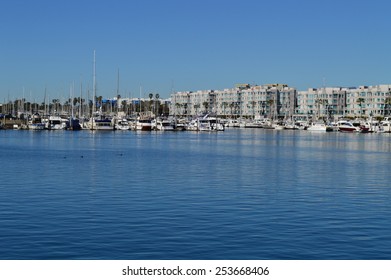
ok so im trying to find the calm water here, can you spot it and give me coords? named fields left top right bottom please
left=0, top=129, right=390, bottom=260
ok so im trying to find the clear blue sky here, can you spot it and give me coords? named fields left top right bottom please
left=1, top=0, right=390, bottom=101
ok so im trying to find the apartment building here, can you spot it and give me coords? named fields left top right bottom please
left=170, top=84, right=391, bottom=119
left=345, top=85, right=391, bottom=116
left=170, top=84, right=297, bottom=119
left=296, top=87, right=348, bottom=118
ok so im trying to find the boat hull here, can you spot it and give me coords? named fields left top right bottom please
left=338, top=127, right=358, bottom=132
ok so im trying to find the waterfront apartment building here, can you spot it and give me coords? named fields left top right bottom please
left=170, top=84, right=297, bottom=119
left=296, top=87, right=349, bottom=118
left=346, top=85, right=391, bottom=116
left=297, top=84, right=391, bottom=118
left=170, top=84, right=391, bottom=119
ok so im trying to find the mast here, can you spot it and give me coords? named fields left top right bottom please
left=139, top=85, right=142, bottom=114
left=43, top=87, right=47, bottom=116
left=79, top=79, right=82, bottom=119
left=22, top=87, right=25, bottom=115
left=92, top=50, right=96, bottom=130
left=71, top=82, right=74, bottom=118
left=117, top=68, right=120, bottom=97
left=117, top=68, right=120, bottom=115
left=70, top=82, right=74, bottom=129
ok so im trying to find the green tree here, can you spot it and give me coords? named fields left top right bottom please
left=121, top=100, right=127, bottom=114
left=155, top=94, right=160, bottom=115
left=267, top=99, right=274, bottom=119
left=250, top=101, right=256, bottom=118
left=229, top=102, right=235, bottom=117
left=51, top=99, right=60, bottom=114
left=96, top=96, right=103, bottom=113
left=194, top=104, right=200, bottom=116
left=384, top=96, right=391, bottom=116
left=148, top=93, right=153, bottom=111
left=175, top=103, right=182, bottom=116
left=202, top=101, right=209, bottom=113
left=221, top=102, right=228, bottom=117
left=357, top=97, right=365, bottom=117
left=315, top=98, right=328, bottom=119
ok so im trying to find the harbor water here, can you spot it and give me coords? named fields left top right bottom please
left=0, top=129, right=390, bottom=259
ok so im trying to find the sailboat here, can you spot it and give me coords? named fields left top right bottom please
left=86, top=50, right=114, bottom=131
left=68, top=82, right=82, bottom=130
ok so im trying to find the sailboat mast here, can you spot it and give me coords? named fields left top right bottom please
left=117, top=68, right=120, bottom=97
left=70, top=82, right=74, bottom=129
left=79, top=80, right=82, bottom=118
left=117, top=68, right=120, bottom=114
left=139, top=85, right=142, bottom=114
left=92, top=50, right=96, bottom=130
left=93, top=50, right=96, bottom=114
left=43, top=87, right=47, bottom=115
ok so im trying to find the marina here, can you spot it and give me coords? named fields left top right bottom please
left=1, top=114, right=391, bottom=133
left=0, top=128, right=390, bottom=260
left=2, top=1, right=391, bottom=273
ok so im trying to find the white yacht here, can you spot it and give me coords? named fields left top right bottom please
left=155, top=119, right=174, bottom=131
left=273, top=122, right=285, bottom=130
left=115, top=119, right=130, bottom=130
left=379, top=118, right=391, bottom=133
left=85, top=117, right=114, bottom=131
left=28, top=114, right=45, bottom=130
left=245, top=119, right=263, bottom=128
left=224, top=119, right=241, bottom=128
left=307, top=122, right=332, bottom=132
left=135, top=118, right=153, bottom=131
left=337, top=121, right=360, bottom=132
left=46, top=115, right=67, bottom=130
left=29, top=122, right=45, bottom=130
left=187, top=115, right=224, bottom=131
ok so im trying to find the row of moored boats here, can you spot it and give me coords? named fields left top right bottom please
left=8, top=114, right=225, bottom=132
left=5, top=114, right=391, bottom=133
left=223, top=117, right=391, bottom=133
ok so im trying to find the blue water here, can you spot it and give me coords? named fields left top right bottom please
left=0, top=129, right=390, bottom=260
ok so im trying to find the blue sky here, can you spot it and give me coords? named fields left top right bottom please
left=1, top=0, right=390, bottom=101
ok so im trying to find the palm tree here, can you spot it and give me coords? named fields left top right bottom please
left=79, top=98, right=85, bottom=117
left=250, top=101, right=256, bottom=118
left=221, top=102, right=228, bottom=117
left=148, top=93, right=153, bottom=112
left=356, top=97, right=365, bottom=117
left=121, top=100, right=127, bottom=114
left=64, top=101, right=70, bottom=114
left=229, top=102, right=235, bottom=117
left=96, top=96, right=103, bottom=113
left=155, top=94, right=160, bottom=116
left=267, top=99, right=274, bottom=119
left=116, top=94, right=121, bottom=113
left=384, top=96, right=391, bottom=116
left=260, top=101, right=266, bottom=116
left=24, top=101, right=31, bottom=113
left=202, top=101, right=209, bottom=113
left=182, top=103, right=188, bottom=116
left=194, top=104, right=200, bottom=116
left=52, top=99, right=60, bottom=114
left=322, top=99, right=330, bottom=120
left=175, top=103, right=182, bottom=116
left=315, top=98, right=327, bottom=119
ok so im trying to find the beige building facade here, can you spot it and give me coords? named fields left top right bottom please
left=170, top=84, right=391, bottom=119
